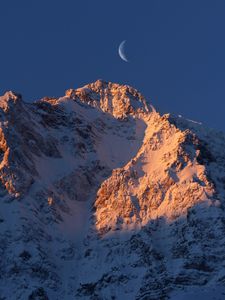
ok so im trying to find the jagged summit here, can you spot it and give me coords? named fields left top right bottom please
left=0, top=91, right=22, bottom=112
left=0, top=81, right=225, bottom=299
left=65, top=79, right=152, bottom=118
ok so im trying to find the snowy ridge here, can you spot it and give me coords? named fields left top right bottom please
left=0, top=80, right=225, bottom=299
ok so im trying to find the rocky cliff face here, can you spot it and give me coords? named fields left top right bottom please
left=0, top=80, right=225, bottom=300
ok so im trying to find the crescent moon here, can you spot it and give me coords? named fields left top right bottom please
left=118, top=40, right=129, bottom=62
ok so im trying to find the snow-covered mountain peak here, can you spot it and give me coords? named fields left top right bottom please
left=1, top=82, right=225, bottom=299
left=65, top=79, right=151, bottom=118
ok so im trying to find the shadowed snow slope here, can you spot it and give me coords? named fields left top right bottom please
left=0, top=80, right=225, bottom=300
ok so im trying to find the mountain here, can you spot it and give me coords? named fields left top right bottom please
left=0, top=80, right=225, bottom=300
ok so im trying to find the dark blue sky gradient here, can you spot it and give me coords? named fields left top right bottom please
left=1, top=0, right=225, bottom=130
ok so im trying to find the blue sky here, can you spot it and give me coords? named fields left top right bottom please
left=1, top=0, right=225, bottom=130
